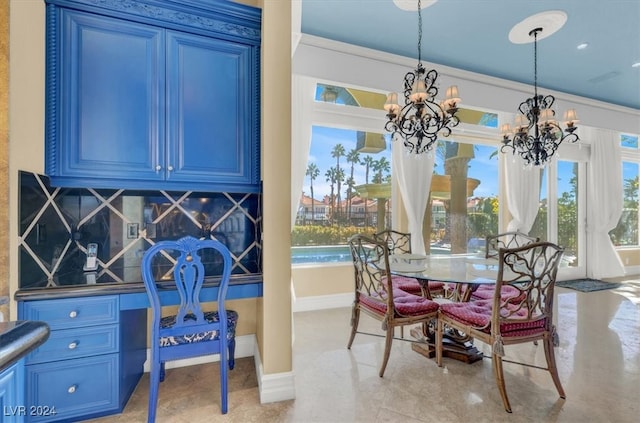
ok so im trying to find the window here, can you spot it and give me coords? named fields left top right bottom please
left=293, top=81, right=502, bottom=264
left=431, top=140, right=499, bottom=254
left=292, top=125, right=392, bottom=263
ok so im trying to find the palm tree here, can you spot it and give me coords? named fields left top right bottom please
left=331, top=144, right=346, bottom=217
left=360, top=155, right=376, bottom=227
left=372, top=157, right=390, bottom=184
left=361, top=155, right=375, bottom=184
left=345, top=176, right=356, bottom=223
left=345, top=149, right=360, bottom=222
left=335, top=167, right=345, bottom=222
left=306, top=162, right=319, bottom=223
left=325, top=167, right=338, bottom=224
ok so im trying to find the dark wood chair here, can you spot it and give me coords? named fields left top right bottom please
left=141, top=236, right=238, bottom=421
left=347, top=234, right=439, bottom=377
left=436, top=241, right=566, bottom=412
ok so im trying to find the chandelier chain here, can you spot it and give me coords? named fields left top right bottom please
left=533, top=29, right=538, bottom=98
left=417, top=0, right=422, bottom=64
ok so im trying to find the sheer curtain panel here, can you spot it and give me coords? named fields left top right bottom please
left=586, top=127, right=625, bottom=279
left=392, top=141, right=435, bottom=255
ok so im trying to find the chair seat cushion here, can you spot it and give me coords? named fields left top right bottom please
left=471, top=285, right=524, bottom=303
left=439, top=300, right=545, bottom=336
left=392, top=275, right=445, bottom=295
left=359, top=288, right=439, bottom=317
left=159, top=310, right=238, bottom=347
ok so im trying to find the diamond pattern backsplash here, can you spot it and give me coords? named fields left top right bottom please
left=19, top=171, right=262, bottom=288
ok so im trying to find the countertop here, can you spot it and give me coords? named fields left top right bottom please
left=0, top=320, right=50, bottom=372
left=15, top=272, right=263, bottom=301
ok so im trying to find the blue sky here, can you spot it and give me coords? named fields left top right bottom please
left=303, top=127, right=638, bottom=202
left=305, top=126, right=500, bottom=200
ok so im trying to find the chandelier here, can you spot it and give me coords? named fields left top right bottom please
left=383, top=0, right=461, bottom=154
left=500, top=27, right=579, bottom=167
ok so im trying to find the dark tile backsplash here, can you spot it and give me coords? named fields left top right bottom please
left=19, top=171, right=262, bottom=289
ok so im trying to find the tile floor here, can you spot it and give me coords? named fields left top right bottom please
left=91, top=276, right=640, bottom=422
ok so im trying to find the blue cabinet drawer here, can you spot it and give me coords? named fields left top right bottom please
left=25, top=354, right=119, bottom=422
left=25, top=324, right=119, bottom=365
left=21, top=296, right=118, bottom=330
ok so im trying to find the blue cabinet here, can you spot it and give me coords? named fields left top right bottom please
left=18, top=296, right=146, bottom=422
left=0, top=360, right=25, bottom=423
left=45, top=0, right=261, bottom=193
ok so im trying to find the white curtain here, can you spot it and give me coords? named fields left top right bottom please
left=586, top=128, right=625, bottom=279
left=291, top=75, right=315, bottom=228
left=392, top=141, right=435, bottom=255
left=503, top=155, right=541, bottom=234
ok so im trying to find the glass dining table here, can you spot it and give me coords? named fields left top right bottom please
left=389, top=252, right=502, bottom=363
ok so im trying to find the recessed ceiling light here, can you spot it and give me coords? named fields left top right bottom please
left=577, top=43, right=589, bottom=50
left=632, top=62, right=640, bottom=68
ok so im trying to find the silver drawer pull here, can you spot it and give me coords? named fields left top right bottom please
left=68, top=341, right=78, bottom=350
left=69, top=310, right=78, bottom=318
left=68, top=384, right=77, bottom=394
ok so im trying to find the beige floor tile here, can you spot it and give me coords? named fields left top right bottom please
left=90, top=275, right=640, bottom=422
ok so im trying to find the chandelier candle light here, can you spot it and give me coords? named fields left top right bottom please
left=384, top=0, right=461, bottom=154
left=500, top=27, right=579, bottom=167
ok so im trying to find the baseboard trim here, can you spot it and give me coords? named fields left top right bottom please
left=625, top=265, right=640, bottom=276
left=141, top=334, right=297, bottom=403
left=292, top=292, right=353, bottom=312
left=142, top=333, right=256, bottom=372
left=253, top=345, right=296, bottom=403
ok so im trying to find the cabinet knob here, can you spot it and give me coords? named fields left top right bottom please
left=68, top=384, right=77, bottom=394
left=69, top=310, right=78, bottom=318
left=167, top=165, right=174, bottom=172
left=68, top=341, right=78, bottom=350
left=155, top=165, right=162, bottom=171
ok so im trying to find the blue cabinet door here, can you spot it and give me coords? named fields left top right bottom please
left=47, top=9, right=165, bottom=183
left=0, top=360, right=25, bottom=423
left=45, top=2, right=261, bottom=192
left=166, top=31, right=259, bottom=187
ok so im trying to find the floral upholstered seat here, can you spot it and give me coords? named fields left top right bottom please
left=159, top=310, right=239, bottom=366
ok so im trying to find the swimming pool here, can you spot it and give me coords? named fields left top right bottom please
left=291, top=245, right=451, bottom=264
left=291, top=245, right=351, bottom=264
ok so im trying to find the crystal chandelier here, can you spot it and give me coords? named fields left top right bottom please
left=500, top=27, right=579, bottom=167
left=384, top=0, right=461, bottom=154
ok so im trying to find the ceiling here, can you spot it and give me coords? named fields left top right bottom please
left=300, top=0, right=640, bottom=111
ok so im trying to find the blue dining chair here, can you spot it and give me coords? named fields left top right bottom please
left=141, top=236, right=238, bottom=422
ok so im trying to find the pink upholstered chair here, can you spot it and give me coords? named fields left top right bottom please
left=347, top=234, right=439, bottom=377
left=435, top=241, right=565, bottom=412
left=472, top=231, right=540, bottom=302
left=374, top=229, right=444, bottom=299
left=485, top=231, right=539, bottom=258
